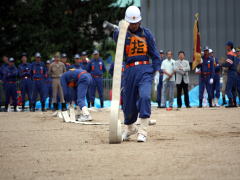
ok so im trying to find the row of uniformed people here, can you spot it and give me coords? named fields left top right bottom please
left=0, top=50, right=107, bottom=112
left=155, top=42, right=240, bottom=108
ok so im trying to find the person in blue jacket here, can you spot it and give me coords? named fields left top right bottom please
left=80, top=51, right=91, bottom=107
left=197, top=46, right=215, bottom=108
left=0, top=55, right=9, bottom=112
left=221, top=41, right=238, bottom=108
left=18, top=53, right=33, bottom=111
left=45, top=60, right=53, bottom=110
left=113, top=6, right=161, bottom=142
left=236, top=47, right=240, bottom=106
left=69, top=54, right=82, bottom=69
left=87, top=50, right=106, bottom=108
left=60, top=69, right=92, bottom=121
left=31, top=52, right=47, bottom=112
left=61, top=53, right=71, bottom=70
left=2, top=57, right=18, bottom=112
left=209, top=49, right=221, bottom=107
left=157, top=50, right=165, bottom=108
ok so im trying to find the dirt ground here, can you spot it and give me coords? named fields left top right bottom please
left=0, top=107, right=240, bottom=180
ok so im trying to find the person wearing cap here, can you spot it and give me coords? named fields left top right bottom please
left=156, top=50, right=165, bottom=108
left=0, top=56, right=9, bottom=111
left=87, top=50, right=106, bottom=108
left=31, top=52, right=48, bottom=112
left=236, top=47, right=240, bottom=106
left=69, top=54, right=82, bottom=69
left=197, top=46, right=214, bottom=108
left=113, top=6, right=161, bottom=142
left=45, top=60, right=53, bottom=110
left=1, top=57, right=18, bottom=112
left=220, top=41, right=238, bottom=107
left=18, top=53, right=33, bottom=111
left=48, top=52, right=67, bottom=111
left=80, top=51, right=91, bottom=107
left=61, top=53, right=71, bottom=70
left=60, top=69, right=92, bottom=121
left=209, top=49, right=221, bottom=107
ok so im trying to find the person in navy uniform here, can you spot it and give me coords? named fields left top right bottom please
left=87, top=50, right=106, bottom=108
left=157, top=50, right=165, bottom=108
left=31, top=52, right=47, bottom=112
left=60, top=69, right=92, bottom=121
left=80, top=51, right=91, bottom=107
left=0, top=56, right=9, bottom=112
left=2, top=57, right=18, bottom=112
left=61, top=53, right=71, bottom=70
left=197, top=46, right=214, bottom=108
left=209, top=49, right=221, bottom=107
left=220, top=41, right=238, bottom=108
left=69, top=54, right=82, bottom=69
left=113, top=6, right=161, bottom=142
left=18, top=53, right=33, bottom=111
left=45, top=60, right=53, bottom=110
left=236, top=47, right=240, bottom=106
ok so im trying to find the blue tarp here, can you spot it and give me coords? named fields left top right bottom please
left=33, top=85, right=238, bottom=109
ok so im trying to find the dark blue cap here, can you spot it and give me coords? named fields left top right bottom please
left=81, top=51, right=87, bottom=56
left=74, top=54, right=80, bottom=59
left=9, top=57, right=15, bottom=62
left=203, top=46, right=209, bottom=51
left=226, top=41, right=234, bottom=47
left=46, top=60, right=51, bottom=64
left=21, top=52, right=27, bottom=57
left=61, top=53, right=67, bottom=58
left=159, top=50, right=164, bottom=54
left=35, top=52, right=41, bottom=57
left=93, top=50, right=99, bottom=55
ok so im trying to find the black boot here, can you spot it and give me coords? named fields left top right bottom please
left=100, top=100, right=104, bottom=108
left=14, top=106, right=17, bottom=112
left=88, top=102, right=91, bottom=108
left=41, top=103, right=46, bottom=112
left=222, top=97, right=226, bottom=106
left=31, top=103, right=36, bottom=112
left=4, top=104, right=8, bottom=112
left=208, top=99, right=213, bottom=107
left=91, top=102, right=94, bottom=107
left=233, top=98, right=237, bottom=107
left=198, top=99, right=203, bottom=108
left=226, top=98, right=234, bottom=108
left=53, top=103, right=58, bottom=111
left=62, top=103, right=67, bottom=111
left=21, top=104, right=25, bottom=112
left=157, top=102, right=161, bottom=108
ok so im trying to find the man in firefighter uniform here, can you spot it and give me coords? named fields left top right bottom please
left=18, top=53, right=33, bottom=111
left=80, top=51, right=91, bottom=107
left=0, top=56, right=9, bottom=111
left=197, top=46, right=214, bottom=108
left=45, top=60, right=53, bottom=110
left=60, top=69, right=92, bottom=121
left=209, top=49, right=221, bottom=107
left=113, top=6, right=160, bottom=142
left=87, top=50, right=106, bottom=108
left=2, top=57, right=18, bottom=112
left=221, top=41, right=238, bottom=107
left=69, top=54, right=82, bottom=69
left=31, top=52, right=47, bottom=112
left=236, top=47, right=240, bottom=106
left=61, top=53, right=71, bottom=70
left=157, top=50, right=165, bottom=108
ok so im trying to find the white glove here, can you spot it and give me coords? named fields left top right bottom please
left=209, top=78, right=214, bottom=84
left=154, top=71, right=160, bottom=91
left=195, top=68, right=201, bottom=73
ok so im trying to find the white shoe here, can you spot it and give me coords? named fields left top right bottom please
left=137, top=133, right=147, bottom=142
left=122, top=126, right=138, bottom=141
left=77, top=114, right=93, bottom=122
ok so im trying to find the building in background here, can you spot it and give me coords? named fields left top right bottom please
left=141, top=0, right=240, bottom=61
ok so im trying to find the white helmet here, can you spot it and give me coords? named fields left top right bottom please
left=125, top=6, right=142, bottom=23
